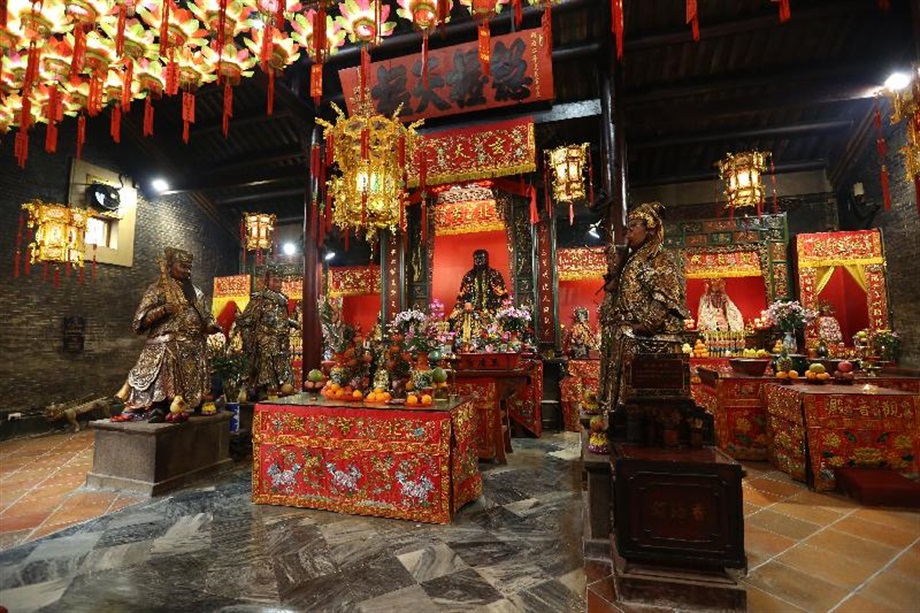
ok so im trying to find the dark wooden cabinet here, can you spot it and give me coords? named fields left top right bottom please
left=613, top=444, right=746, bottom=569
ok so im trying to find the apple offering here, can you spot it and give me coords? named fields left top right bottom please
left=833, top=360, right=856, bottom=385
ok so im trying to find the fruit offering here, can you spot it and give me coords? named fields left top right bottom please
left=364, top=388, right=393, bottom=403
left=805, top=362, right=831, bottom=383
left=303, top=369, right=327, bottom=391
left=741, top=348, right=770, bottom=358
left=692, top=339, right=709, bottom=358
left=833, top=360, right=856, bottom=384
left=405, top=393, right=434, bottom=407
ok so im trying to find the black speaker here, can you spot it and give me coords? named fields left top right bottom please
left=86, top=182, right=120, bottom=211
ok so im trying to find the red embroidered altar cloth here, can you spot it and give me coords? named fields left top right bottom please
left=559, top=359, right=600, bottom=432
left=252, top=395, right=481, bottom=524
left=695, top=368, right=770, bottom=461
left=764, top=383, right=919, bottom=492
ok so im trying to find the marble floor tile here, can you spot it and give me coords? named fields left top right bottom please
left=397, top=541, right=469, bottom=582
left=507, top=577, right=586, bottom=613
left=475, top=560, right=550, bottom=594
left=0, top=576, right=74, bottom=613
left=830, top=513, right=920, bottom=548
left=420, top=567, right=506, bottom=609
left=357, top=583, right=439, bottom=613
left=804, top=527, right=901, bottom=568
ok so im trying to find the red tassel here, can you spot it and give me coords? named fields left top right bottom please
left=24, top=42, right=39, bottom=90
left=111, top=105, right=122, bottom=143
left=223, top=82, right=233, bottom=137
left=513, top=0, right=522, bottom=27
left=529, top=186, right=538, bottom=224
left=687, top=0, right=699, bottom=42
left=267, top=70, right=275, bottom=116
left=1, top=0, right=7, bottom=28
left=116, top=4, right=127, bottom=56
left=159, top=0, right=171, bottom=57
left=542, top=4, right=552, bottom=47
left=89, top=76, right=104, bottom=117
left=165, top=57, right=178, bottom=96
left=311, top=63, right=323, bottom=107
left=275, top=0, right=286, bottom=35
left=421, top=32, right=429, bottom=90
left=314, top=5, right=327, bottom=60
left=326, top=132, right=334, bottom=166
left=361, top=126, right=369, bottom=160
left=477, top=21, right=491, bottom=74
left=15, top=130, right=28, bottom=168
left=14, top=211, right=23, bottom=278
left=182, top=90, right=195, bottom=143
left=71, top=26, right=86, bottom=77
left=611, top=0, right=624, bottom=60
left=45, top=123, right=57, bottom=154
left=143, top=97, right=154, bottom=136
left=76, top=114, right=86, bottom=159
left=260, top=25, right=273, bottom=72
left=880, top=165, right=891, bottom=211
left=360, top=46, right=371, bottom=95
left=775, top=0, right=791, bottom=22
left=122, top=60, right=134, bottom=110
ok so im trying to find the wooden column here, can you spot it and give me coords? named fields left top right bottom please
left=380, top=230, right=405, bottom=323
left=302, top=125, right=323, bottom=379
left=599, top=8, right=628, bottom=244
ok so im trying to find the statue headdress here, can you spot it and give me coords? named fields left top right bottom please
left=164, top=247, right=193, bottom=265
left=626, top=201, right=663, bottom=230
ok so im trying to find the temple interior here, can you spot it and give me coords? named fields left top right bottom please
left=1, top=1, right=919, bottom=612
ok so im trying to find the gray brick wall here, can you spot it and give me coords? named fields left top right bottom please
left=1, top=120, right=240, bottom=420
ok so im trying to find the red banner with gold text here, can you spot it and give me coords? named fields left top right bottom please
left=338, top=28, right=553, bottom=123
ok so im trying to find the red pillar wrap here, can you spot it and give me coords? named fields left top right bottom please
left=686, top=0, right=699, bottom=41
left=611, top=0, right=624, bottom=59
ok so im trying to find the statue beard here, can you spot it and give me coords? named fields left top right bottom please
left=179, top=278, right=196, bottom=304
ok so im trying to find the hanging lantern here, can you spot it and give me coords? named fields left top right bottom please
left=316, top=93, right=423, bottom=242
left=243, top=23, right=300, bottom=115
left=135, top=57, right=166, bottom=136
left=336, top=0, right=397, bottom=96
left=202, top=41, right=257, bottom=136
left=396, top=1, right=451, bottom=88
left=243, top=212, right=277, bottom=251
left=546, top=143, right=589, bottom=203
left=290, top=7, right=345, bottom=106
left=21, top=199, right=91, bottom=268
left=718, top=151, right=769, bottom=215
left=459, top=0, right=510, bottom=74
left=883, top=66, right=920, bottom=212
left=66, top=0, right=115, bottom=77
left=175, top=47, right=218, bottom=143
left=526, top=0, right=560, bottom=47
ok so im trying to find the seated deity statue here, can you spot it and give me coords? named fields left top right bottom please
left=563, top=306, right=599, bottom=358
left=697, top=277, right=744, bottom=332
left=448, top=249, right=509, bottom=344
left=816, top=301, right=843, bottom=344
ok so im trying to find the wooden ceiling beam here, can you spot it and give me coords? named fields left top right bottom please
left=216, top=187, right=307, bottom=206
left=629, top=160, right=828, bottom=188
left=629, top=120, right=852, bottom=151
left=201, top=147, right=307, bottom=177
left=160, top=166, right=306, bottom=195
left=624, top=0, right=867, bottom=52
left=189, top=108, right=295, bottom=137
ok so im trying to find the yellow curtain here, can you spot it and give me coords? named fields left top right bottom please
left=814, top=266, right=837, bottom=296
left=843, top=264, right=868, bottom=291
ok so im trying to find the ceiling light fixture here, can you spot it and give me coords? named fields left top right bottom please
left=282, top=241, right=298, bottom=256
left=151, top=178, right=169, bottom=193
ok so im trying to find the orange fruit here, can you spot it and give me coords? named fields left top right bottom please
left=405, top=381, right=415, bottom=391
left=381, top=392, right=392, bottom=402
left=406, top=395, right=419, bottom=405
left=352, top=390, right=363, bottom=399
left=421, top=394, right=433, bottom=405
left=788, top=370, right=799, bottom=379
left=329, top=383, right=341, bottom=392
left=775, top=371, right=788, bottom=380
left=334, top=389, right=345, bottom=398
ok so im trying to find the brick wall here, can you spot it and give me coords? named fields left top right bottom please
left=0, top=121, right=240, bottom=424
left=839, top=111, right=920, bottom=368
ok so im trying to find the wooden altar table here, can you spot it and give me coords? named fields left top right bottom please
left=689, top=358, right=730, bottom=405
left=695, top=368, right=770, bottom=461
left=252, top=394, right=481, bottom=524
left=559, top=358, right=600, bottom=432
left=763, top=383, right=920, bottom=492
left=454, top=360, right=541, bottom=463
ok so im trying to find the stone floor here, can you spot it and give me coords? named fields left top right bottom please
left=0, top=430, right=918, bottom=612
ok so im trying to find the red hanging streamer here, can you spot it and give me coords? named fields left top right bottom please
left=874, top=102, right=892, bottom=211
left=260, top=24, right=273, bottom=72
left=76, top=114, right=86, bottom=159
left=1, top=0, right=7, bottom=27
left=419, top=145, right=428, bottom=192
left=513, top=0, right=522, bottom=27
left=122, top=60, right=134, bottom=110
left=686, top=0, right=699, bottom=42
left=65, top=261, right=72, bottom=279
left=71, top=26, right=86, bottom=77
left=159, top=0, right=171, bottom=57
left=116, top=3, right=127, bottom=56
left=267, top=69, right=275, bottom=116
left=541, top=3, right=552, bottom=48
left=477, top=21, right=491, bottom=74
left=42, top=261, right=48, bottom=283
left=360, top=126, right=369, bottom=160
left=611, top=0, right=624, bottom=60
left=88, top=75, right=103, bottom=117
left=45, top=123, right=57, bottom=154
left=44, top=86, right=61, bottom=153
left=13, top=211, right=22, bottom=278
left=143, top=96, right=154, bottom=136
left=15, top=130, right=28, bottom=168
left=311, top=63, right=323, bottom=107
left=182, top=90, right=195, bottom=143
left=326, top=133, right=335, bottom=166
left=111, top=105, right=122, bottom=143
left=880, top=165, right=891, bottom=211
left=543, top=157, right=552, bottom=217
left=421, top=32, right=429, bottom=90
left=438, top=0, right=450, bottom=38
left=774, top=0, right=791, bottom=22
left=24, top=42, right=39, bottom=90
left=223, top=82, right=233, bottom=137
left=165, top=57, right=178, bottom=96
left=360, top=45, right=371, bottom=95
left=529, top=185, right=538, bottom=225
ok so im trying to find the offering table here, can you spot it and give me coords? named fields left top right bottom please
left=252, top=394, right=481, bottom=524
left=763, top=383, right=919, bottom=492
left=453, top=359, right=542, bottom=463
left=695, top=367, right=770, bottom=461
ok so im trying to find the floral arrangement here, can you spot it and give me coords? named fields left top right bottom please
left=390, top=302, right=446, bottom=355
left=318, top=298, right=355, bottom=355
left=495, top=301, right=532, bottom=334
left=855, top=328, right=901, bottom=362
left=763, top=300, right=816, bottom=333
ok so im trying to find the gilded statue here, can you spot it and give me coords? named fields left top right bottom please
left=448, top=249, right=509, bottom=347
left=115, top=248, right=220, bottom=422
left=563, top=306, right=599, bottom=359
left=697, top=277, right=744, bottom=332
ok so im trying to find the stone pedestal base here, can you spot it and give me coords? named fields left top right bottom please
left=86, top=413, right=232, bottom=496
left=611, top=539, right=746, bottom=611
left=581, top=430, right=611, bottom=561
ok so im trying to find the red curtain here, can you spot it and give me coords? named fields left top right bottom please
left=558, top=279, right=603, bottom=328
left=817, top=268, right=869, bottom=342
left=342, top=293, right=382, bottom=335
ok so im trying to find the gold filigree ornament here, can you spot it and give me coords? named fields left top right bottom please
left=20, top=199, right=91, bottom=266
left=317, top=90, right=423, bottom=243
left=718, top=150, right=770, bottom=214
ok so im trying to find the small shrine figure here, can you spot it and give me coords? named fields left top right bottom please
left=115, top=248, right=221, bottom=422
left=236, top=266, right=300, bottom=400
left=697, top=277, right=744, bottom=332
left=563, top=306, right=599, bottom=358
left=816, top=301, right=843, bottom=345
left=448, top=249, right=509, bottom=344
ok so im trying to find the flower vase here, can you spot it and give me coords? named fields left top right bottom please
left=508, top=331, right=522, bottom=351
left=783, top=330, right=798, bottom=355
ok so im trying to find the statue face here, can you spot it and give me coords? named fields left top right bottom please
left=473, top=251, right=487, bottom=268
left=170, top=259, right=192, bottom=281
left=625, top=220, right=649, bottom=249
left=267, top=275, right=283, bottom=292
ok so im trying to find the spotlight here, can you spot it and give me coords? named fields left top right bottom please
left=151, top=178, right=169, bottom=193
left=884, top=71, right=911, bottom=91
left=282, top=242, right=298, bottom=256
left=324, top=251, right=336, bottom=262
left=587, top=221, right=601, bottom=240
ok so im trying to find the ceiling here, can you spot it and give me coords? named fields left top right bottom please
left=109, top=0, right=916, bottom=232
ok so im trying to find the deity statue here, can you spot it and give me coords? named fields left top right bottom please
left=816, top=301, right=843, bottom=344
left=563, top=306, right=599, bottom=358
left=448, top=249, right=509, bottom=346
left=115, top=248, right=221, bottom=422
left=697, top=277, right=744, bottom=332
left=235, top=266, right=300, bottom=399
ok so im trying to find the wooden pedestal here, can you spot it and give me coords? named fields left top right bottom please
left=581, top=430, right=612, bottom=561
left=86, top=413, right=232, bottom=496
left=610, top=443, right=747, bottom=610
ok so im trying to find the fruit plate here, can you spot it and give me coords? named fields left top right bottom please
left=386, top=398, right=406, bottom=406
